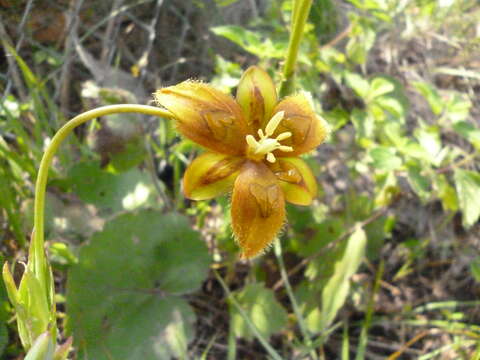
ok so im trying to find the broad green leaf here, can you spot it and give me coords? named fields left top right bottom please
left=321, top=226, right=367, bottom=330
left=67, top=210, right=210, bottom=359
left=309, top=0, right=338, bottom=43
left=211, top=26, right=285, bottom=59
left=297, top=218, right=344, bottom=258
left=230, top=283, right=288, bottom=340
left=369, top=75, right=409, bottom=119
left=454, top=169, right=480, bottom=228
left=413, top=81, right=443, bottom=116
left=373, top=95, right=407, bottom=119
left=375, top=172, right=399, bottom=207
left=367, top=77, right=394, bottom=100
left=369, top=146, right=402, bottom=172
left=344, top=73, right=369, bottom=98
left=406, top=163, right=431, bottom=201
left=211, top=56, right=242, bottom=92
left=108, top=139, right=146, bottom=172
left=68, top=162, right=156, bottom=214
left=323, top=108, right=350, bottom=131
left=351, top=109, right=374, bottom=147
left=445, top=93, right=471, bottom=122
left=435, top=174, right=458, bottom=212
left=415, top=126, right=445, bottom=166
left=453, top=121, right=480, bottom=151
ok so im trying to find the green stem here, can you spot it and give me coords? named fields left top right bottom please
left=213, top=270, right=283, bottom=360
left=31, top=104, right=172, bottom=302
left=274, top=240, right=317, bottom=360
left=279, top=0, right=313, bottom=98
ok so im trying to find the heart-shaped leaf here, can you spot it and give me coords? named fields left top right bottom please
left=67, top=210, right=210, bottom=359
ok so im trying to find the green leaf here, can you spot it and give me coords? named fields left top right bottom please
left=214, top=0, right=239, bottom=6
left=367, top=77, right=395, bottom=100
left=454, top=169, right=480, bottom=228
left=435, top=174, right=458, bottom=212
left=374, top=172, right=399, bottom=207
left=369, top=75, right=409, bottom=120
left=453, top=121, right=480, bottom=151
left=413, top=81, right=443, bottom=116
left=351, top=109, right=375, bottom=147
left=230, top=283, right=288, bottom=340
left=211, top=26, right=285, bottom=59
left=415, top=125, right=445, bottom=166
left=369, top=146, right=402, bottom=172
left=108, top=139, right=146, bottom=173
left=68, top=162, right=156, bottom=214
left=309, top=0, right=338, bottom=43
left=445, top=93, right=471, bottom=122
left=406, top=163, right=431, bottom=201
left=24, top=332, right=55, bottom=360
left=321, top=226, right=367, bottom=330
left=470, top=257, right=480, bottom=283
left=344, top=72, right=369, bottom=98
left=67, top=210, right=211, bottom=359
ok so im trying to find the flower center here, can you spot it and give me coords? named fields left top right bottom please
left=245, top=111, right=293, bottom=163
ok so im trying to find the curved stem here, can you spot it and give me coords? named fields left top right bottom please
left=279, top=0, right=313, bottom=97
left=31, top=104, right=172, bottom=299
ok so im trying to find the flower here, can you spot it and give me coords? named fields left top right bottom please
left=154, top=66, right=329, bottom=258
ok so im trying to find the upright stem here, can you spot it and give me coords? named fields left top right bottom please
left=274, top=240, right=318, bottom=360
left=31, top=104, right=172, bottom=300
left=279, top=0, right=313, bottom=97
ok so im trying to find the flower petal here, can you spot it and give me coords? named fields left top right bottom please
left=236, top=66, right=278, bottom=132
left=231, top=161, right=285, bottom=258
left=155, top=81, right=249, bottom=155
left=272, top=93, right=329, bottom=156
left=269, top=157, right=318, bottom=205
left=183, top=152, right=245, bottom=200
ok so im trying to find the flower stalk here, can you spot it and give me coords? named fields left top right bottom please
left=3, top=104, right=172, bottom=353
left=280, top=0, right=314, bottom=98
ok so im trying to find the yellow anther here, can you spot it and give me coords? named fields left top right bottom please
left=265, top=111, right=285, bottom=136
left=246, top=134, right=258, bottom=148
left=279, top=145, right=293, bottom=152
left=245, top=111, right=293, bottom=163
left=266, top=153, right=276, bottom=163
left=276, top=132, right=292, bottom=141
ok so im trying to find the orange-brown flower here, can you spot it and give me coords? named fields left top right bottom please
left=154, top=66, right=329, bottom=258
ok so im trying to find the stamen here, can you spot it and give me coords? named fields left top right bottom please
left=265, top=111, right=285, bottom=136
left=245, top=111, right=292, bottom=163
left=279, top=145, right=293, bottom=152
left=246, top=135, right=258, bottom=148
left=276, top=132, right=292, bottom=141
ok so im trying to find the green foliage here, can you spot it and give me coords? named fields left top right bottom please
left=67, top=210, right=210, bottom=359
left=230, top=283, right=288, bottom=340
left=0, top=280, right=9, bottom=357
left=2, top=0, right=480, bottom=358
left=211, top=25, right=287, bottom=60
left=68, top=161, right=158, bottom=214
left=320, top=227, right=367, bottom=330
left=454, top=169, right=480, bottom=228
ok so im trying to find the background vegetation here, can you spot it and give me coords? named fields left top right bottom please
left=1, top=0, right=480, bottom=358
